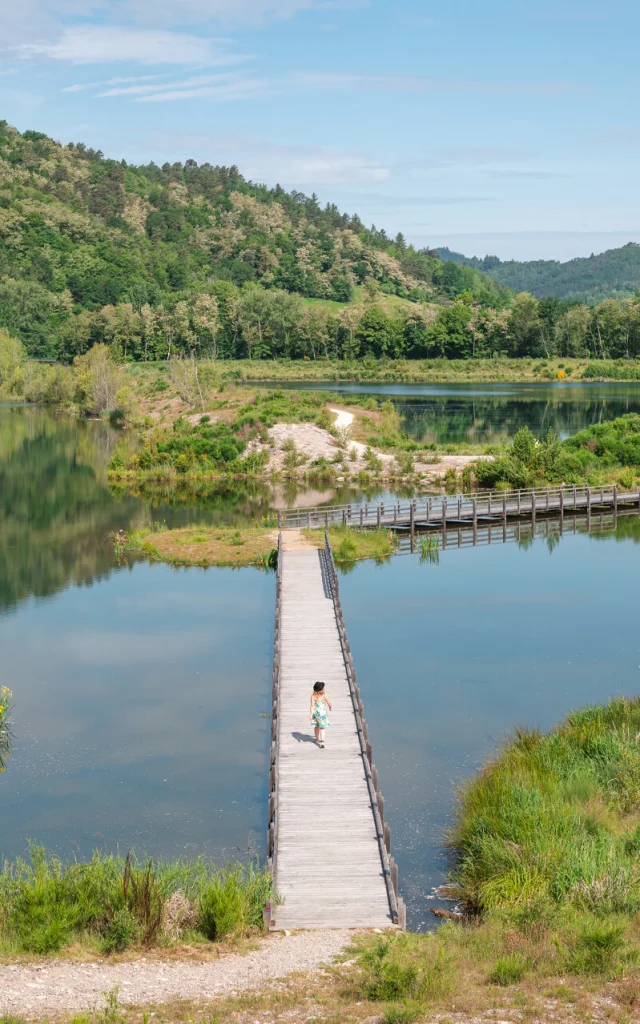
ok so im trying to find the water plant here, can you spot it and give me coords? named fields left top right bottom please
left=419, top=536, right=440, bottom=565
left=0, top=685, right=12, bottom=771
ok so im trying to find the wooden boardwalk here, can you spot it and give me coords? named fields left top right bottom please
left=277, top=483, right=640, bottom=531
left=267, top=535, right=402, bottom=930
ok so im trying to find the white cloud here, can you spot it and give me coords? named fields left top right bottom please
left=144, top=132, right=389, bottom=184
left=16, top=26, right=235, bottom=65
left=62, top=74, right=162, bottom=92
left=0, top=0, right=332, bottom=51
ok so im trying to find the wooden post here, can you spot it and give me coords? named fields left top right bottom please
left=371, top=764, right=378, bottom=791
left=545, top=487, right=549, bottom=512
left=397, top=896, right=407, bottom=931
left=613, top=484, right=618, bottom=512
left=409, top=502, right=415, bottom=538
left=360, top=508, right=363, bottom=527
left=427, top=499, right=432, bottom=523
left=394, top=505, right=397, bottom=526
left=502, top=492, right=507, bottom=522
left=488, top=492, right=492, bottom=516
left=531, top=489, right=536, bottom=527
left=559, top=487, right=564, bottom=527
left=458, top=497, right=462, bottom=520
left=600, top=486, right=604, bottom=505
left=383, top=822, right=391, bottom=853
left=390, top=856, right=399, bottom=897
left=343, top=509, right=346, bottom=526
left=277, top=510, right=282, bottom=528
left=517, top=490, right=521, bottom=514
left=377, top=791, right=385, bottom=820
left=377, top=506, right=381, bottom=528
left=573, top=486, right=577, bottom=509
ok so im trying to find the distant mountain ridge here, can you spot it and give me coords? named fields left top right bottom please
left=436, top=243, right=640, bottom=304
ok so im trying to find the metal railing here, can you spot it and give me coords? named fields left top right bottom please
left=277, top=484, right=640, bottom=530
left=324, top=530, right=406, bottom=930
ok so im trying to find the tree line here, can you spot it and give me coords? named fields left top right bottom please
left=3, top=277, right=640, bottom=363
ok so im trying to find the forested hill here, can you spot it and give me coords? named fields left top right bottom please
left=0, top=120, right=508, bottom=359
left=436, top=244, right=640, bottom=304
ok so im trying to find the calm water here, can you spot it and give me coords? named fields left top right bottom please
left=259, top=381, right=640, bottom=444
left=2, top=398, right=640, bottom=931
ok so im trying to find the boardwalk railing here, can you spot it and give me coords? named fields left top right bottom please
left=324, top=529, right=407, bottom=930
left=267, top=531, right=283, bottom=898
left=277, top=483, right=640, bottom=531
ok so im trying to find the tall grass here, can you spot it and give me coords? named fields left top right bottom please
left=449, top=697, right=640, bottom=918
left=0, top=845, right=273, bottom=955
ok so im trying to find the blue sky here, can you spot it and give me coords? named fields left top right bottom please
left=1, top=0, right=638, bottom=261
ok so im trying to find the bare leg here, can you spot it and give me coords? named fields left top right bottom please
left=319, top=728, right=325, bottom=746
left=314, top=726, right=320, bottom=742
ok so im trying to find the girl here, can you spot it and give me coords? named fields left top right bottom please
left=309, top=681, right=332, bottom=748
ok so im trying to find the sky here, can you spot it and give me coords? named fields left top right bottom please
left=0, top=0, right=639, bottom=262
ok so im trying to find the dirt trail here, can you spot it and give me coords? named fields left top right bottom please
left=0, top=930, right=352, bottom=1015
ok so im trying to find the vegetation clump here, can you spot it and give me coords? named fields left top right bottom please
left=449, top=696, right=640, bottom=918
left=475, top=415, right=640, bottom=488
left=0, top=845, right=273, bottom=955
left=125, top=523, right=278, bottom=568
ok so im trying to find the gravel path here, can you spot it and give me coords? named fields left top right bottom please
left=0, top=931, right=352, bottom=1016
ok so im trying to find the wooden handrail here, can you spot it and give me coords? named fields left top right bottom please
left=276, top=484, right=639, bottom=528
left=324, top=530, right=406, bottom=930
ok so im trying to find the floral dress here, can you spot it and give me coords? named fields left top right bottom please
left=311, top=696, right=331, bottom=729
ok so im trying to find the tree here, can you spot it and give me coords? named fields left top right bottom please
left=339, top=305, right=361, bottom=360
left=192, top=293, right=220, bottom=359
left=74, top=344, right=124, bottom=414
left=355, top=306, right=392, bottom=358
left=508, top=293, right=542, bottom=357
left=557, top=304, right=590, bottom=357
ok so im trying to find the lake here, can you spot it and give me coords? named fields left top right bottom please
left=257, top=380, right=640, bottom=444
left=1, top=394, right=639, bottom=930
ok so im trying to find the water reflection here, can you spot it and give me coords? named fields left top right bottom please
left=259, top=381, right=640, bottom=444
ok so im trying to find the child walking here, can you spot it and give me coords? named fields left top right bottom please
left=309, top=681, right=332, bottom=748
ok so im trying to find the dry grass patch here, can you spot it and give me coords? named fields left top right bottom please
left=127, top=525, right=279, bottom=568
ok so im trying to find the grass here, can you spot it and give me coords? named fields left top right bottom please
left=449, top=696, right=640, bottom=919
left=0, top=845, right=273, bottom=957
left=125, top=523, right=278, bottom=568
left=302, top=525, right=398, bottom=565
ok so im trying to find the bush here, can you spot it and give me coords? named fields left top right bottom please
left=0, top=845, right=273, bottom=954
left=488, top=953, right=527, bottom=986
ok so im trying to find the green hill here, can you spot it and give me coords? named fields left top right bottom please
left=436, top=243, right=640, bottom=303
left=0, top=120, right=508, bottom=359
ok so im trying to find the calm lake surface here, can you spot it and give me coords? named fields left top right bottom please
left=261, top=380, right=640, bottom=444
left=2, top=394, right=640, bottom=931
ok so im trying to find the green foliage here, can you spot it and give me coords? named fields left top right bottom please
left=449, top=697, right=640, bottom=921
left=114, top=419, right=246, bottom=475
left=488, top=954, right=528, bottom=986
left=439, top=242, right=640, bottom=304
left=0, top=844, right=273, bottom=954
left=475, top=416, right=640, bottom=488
left=198, top=863, right=273, bottom=940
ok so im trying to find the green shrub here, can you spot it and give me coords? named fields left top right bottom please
left=567, top=924, right=627, bottom=976
left=100, top=907, right=139, bottom=954
left=488, top=953, right=527, bottom=986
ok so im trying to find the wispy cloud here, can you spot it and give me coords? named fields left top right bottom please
left=62, top=75, right=163, bottom=93
left=17, top=26, right=237, bottom=65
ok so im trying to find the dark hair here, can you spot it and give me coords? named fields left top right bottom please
left=313, top=681, right=325, bottom=692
